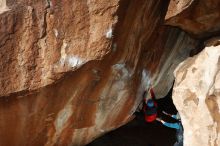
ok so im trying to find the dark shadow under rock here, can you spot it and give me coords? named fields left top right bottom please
left=87, top=90, right=178, bottom=146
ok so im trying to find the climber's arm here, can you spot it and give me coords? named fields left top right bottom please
left=163, top=122, right=180, bottom=129
left=162, top=111, right=179, bottom=120
left=149, top=88, right=156, bottom=100
left=156, top=118, right=180, bottom=130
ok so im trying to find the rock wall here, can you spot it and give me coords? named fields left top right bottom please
left=0, top=0, right=219, bottom=146
left=0, top=0, right=178, bottom=145
left=173, top=40, right=220, bottom=146
left=167, top=1, right=220, bottom=146
left=165, top=0, right=220, bottom=37
left=0, top=0, right=120, bottom=96
left=144, top=26, right=199, bottom=99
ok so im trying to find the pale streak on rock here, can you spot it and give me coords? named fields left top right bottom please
left=46, top=95, right=74, bottom=146
left=106, top=27, right=113, bottom=39
left=55, top=104, right=73, bottom=134
left=150, top=29, right=198, bottom=99
left=38, top=36, right=52, bottom=85
left=0, top=0, right=9, bottom=14
left=60, top=40, right=68, bottom=66
left=95, top=63, right=131, bottom=128
left=53, top=29, right=58, bottom=37
left=66, top=56, right=84, bottom=68
left=59, top=40, right=85, bottom=68
left=129, top=70, right=151, bottom=117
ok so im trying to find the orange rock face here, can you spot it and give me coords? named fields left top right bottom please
left=0, top=0, right=120, bottom=96
left=165, top=0, right=220, bottom=37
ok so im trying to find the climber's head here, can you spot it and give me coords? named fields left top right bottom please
left=146, top=99, right=154, bottom=108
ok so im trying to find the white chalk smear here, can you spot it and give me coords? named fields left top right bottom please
left=53, top=29, right=58, bottom=37
left=106, top=28, right=113, bottom=39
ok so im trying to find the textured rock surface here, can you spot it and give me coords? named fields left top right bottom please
left=146, top=26, right=198, bottom=99
left=0, top=0, right=218, bottom=146
left=165, top=0, right=220, bottom=37
left=0, top=0, right=120, bottom=96
left=173, top=41, right=220, bottom=146
left=0, top=0, right=179, bottom=145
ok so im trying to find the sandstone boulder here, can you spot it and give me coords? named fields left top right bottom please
left=0, top=0, right=176, bottom=145
left=173, top=40, right=220, bottom=146
left=0, top=0, right=212, bottom=145
left=165, top=0, right=220, bottom=37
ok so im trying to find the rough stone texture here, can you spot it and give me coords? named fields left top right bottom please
left=0, top=0, right=120, bottom=96
left=173, top=41, right=220, bottom=146
left=165, top=0, right=220, bottom=37
left=145, top=26, right=199, bottom=99
left=0, top=0, right=216, bottom=146
left=0, top=0, right=181, bottom=145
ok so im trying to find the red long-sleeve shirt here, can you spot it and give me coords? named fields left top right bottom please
left=143, top=88, right=157, bottom=122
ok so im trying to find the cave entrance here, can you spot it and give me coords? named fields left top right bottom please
left=87, top=87, right=181, bottom=146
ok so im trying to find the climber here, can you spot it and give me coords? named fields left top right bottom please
left=156, top=111, right=183, bottom=146
left=143, top=99, right=157, bottom=122
left=143, top=88, right=158, bottom=122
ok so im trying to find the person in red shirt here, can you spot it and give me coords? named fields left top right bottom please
left=143, top=88, right=158, bottom=122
